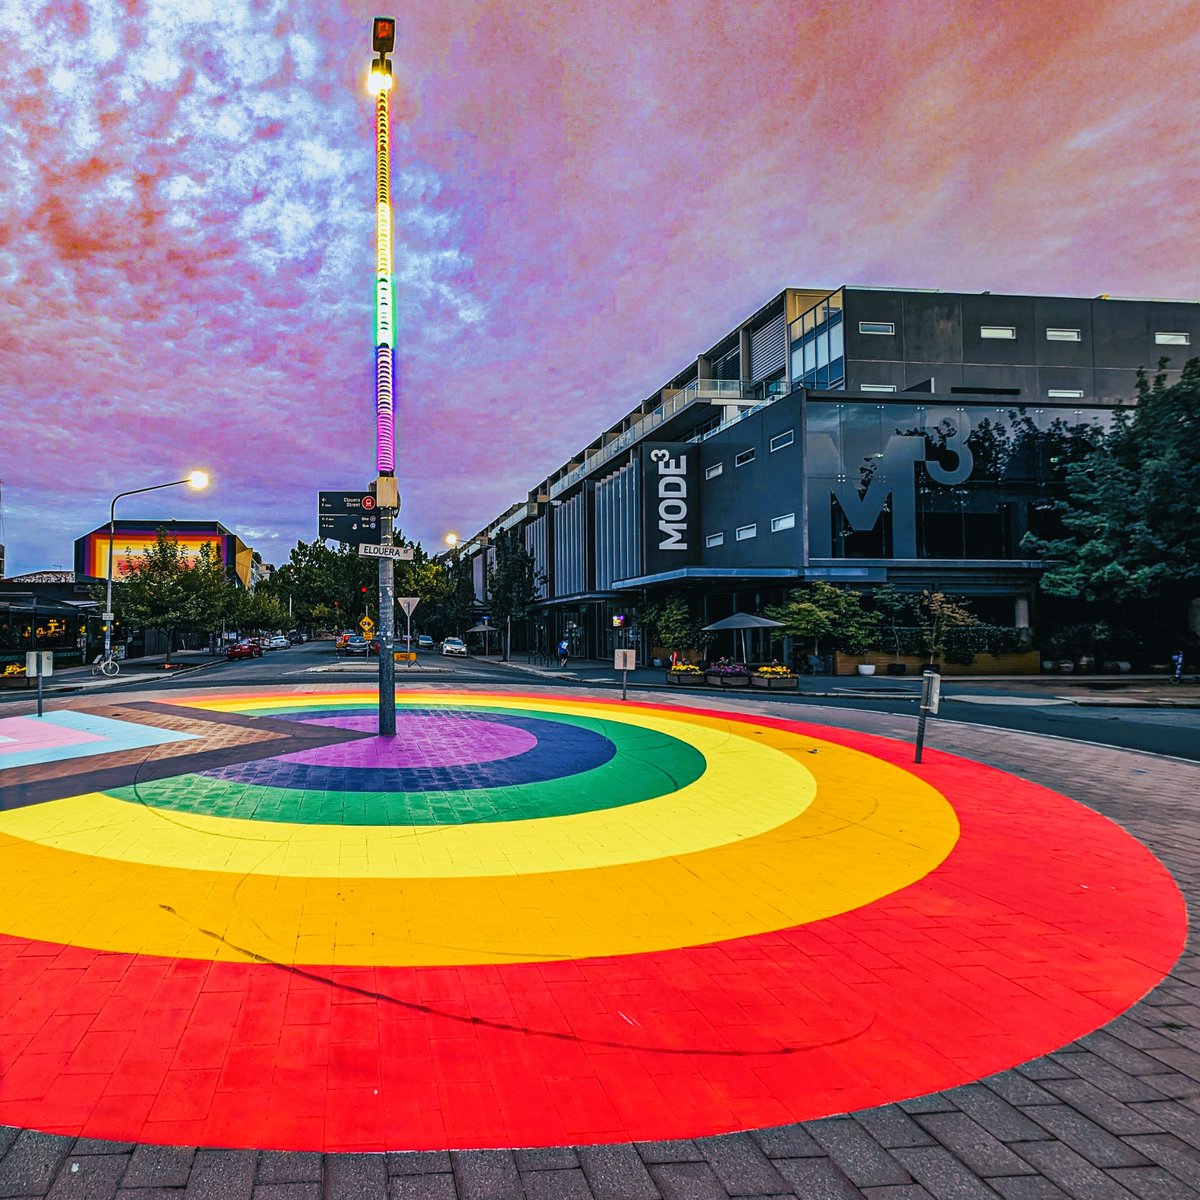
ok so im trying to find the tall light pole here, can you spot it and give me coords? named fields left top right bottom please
left=369, top=16, right=399, bottom=734
left=103, top=471, right=209, bottom=662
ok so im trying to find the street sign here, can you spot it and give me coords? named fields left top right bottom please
left=322, top=514, right=381, bottom=544
left=25, top=651, right=53, bottom=678
left=318, top=491, right=382, bottom=545
left=359, top=616, right=375, bottom=634
left=26, top=651, right=52, bottom=719
left=358, top=543, right=413, bottom=561
left=319, top=490, right=375, bottom=515
left=397, top=597, right=419, bottom=616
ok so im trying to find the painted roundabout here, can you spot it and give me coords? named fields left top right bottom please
left=0, top=690, right=1186, bottom=1152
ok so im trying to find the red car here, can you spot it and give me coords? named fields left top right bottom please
left=226, top=640, right=264, bottom=661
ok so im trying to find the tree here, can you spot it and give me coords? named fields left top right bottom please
left=767, top=582, right=881, bottom=657
left=912, top=590, right=979, bottom=665
left=229, top=589, right=289, bottom=637
left=1023, top=358, right=1200, bottom=609
left=872, top=585, right=911, bottom=661
left=485, top=530, right=543, bottom=660
left=644, top=595, right=708, bottom=661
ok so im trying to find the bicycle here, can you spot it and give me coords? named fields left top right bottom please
left=90, top=653, right=120, bottom=678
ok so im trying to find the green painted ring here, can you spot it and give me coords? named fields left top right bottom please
left=109, top=704, right=707, bottom=826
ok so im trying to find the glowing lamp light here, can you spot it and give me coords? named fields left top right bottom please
left=188, top=471, right=210, bottom=490
left=368, top=62, right=393, bottom=94
left=444, top=533, right=459, bottom=548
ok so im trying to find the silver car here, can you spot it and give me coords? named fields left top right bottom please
left=441, top=637, right=467, bottom=656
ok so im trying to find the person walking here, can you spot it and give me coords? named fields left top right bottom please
left=558, top=637, right=570, bottom=669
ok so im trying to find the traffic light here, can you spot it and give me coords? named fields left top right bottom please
left=361, top=586, right=369, bottom=594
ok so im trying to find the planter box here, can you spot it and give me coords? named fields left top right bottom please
left=750, top=674, right=798, bottom=690
left=706, top=673, right=751, bottom=688
left=665, top=671, right=705, bottom=686
left=834, top=650, right=1042, bottom=676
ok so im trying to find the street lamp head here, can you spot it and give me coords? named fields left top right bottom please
left=188, top=470, right=210, bottom=490
left=444, top=532, right=459, bottom=548
left=367, top=59, right=393, bottom=94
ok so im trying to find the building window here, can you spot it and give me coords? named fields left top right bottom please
left=860, top=384, right=897, bottom=393
left=859, top=321, right=895, bottom=335
left=705, top=532, right=724, bottom=548
left=1156, top=331, right=1191, bottom=345
left=769, top=430, right=794, bottom=452
left=704, top=462, right=723, bottom=480
left=980, top=325, right=1016, bottom=339
left=735, top=523, right=757, bottom=541
left=770, top=513, right=795, bottom=533
left=1046, top=328, right=1081, bottom=342
left=1047, top=388, right=1084, bottom=399
left=734, top=448, right=756, bottom=468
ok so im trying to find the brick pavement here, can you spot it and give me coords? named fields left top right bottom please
left=1, top=688, right=1199, bottom=1197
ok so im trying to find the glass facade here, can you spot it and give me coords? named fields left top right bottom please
left=789, top=290, right=846, bottom=390
left=806, top=402, right=1111, bottom=560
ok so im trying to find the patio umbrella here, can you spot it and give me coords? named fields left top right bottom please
left=465, top=623, right=496, bottom=654
left=701, top=612, right=785, bottom=665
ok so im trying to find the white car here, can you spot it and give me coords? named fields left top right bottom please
left=266, top=634, right=290, bottom=650
left=441, top=637, right=467, bottom=656
left=417, top=634, right=434, bottom=649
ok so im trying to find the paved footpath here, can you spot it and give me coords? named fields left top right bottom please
left=2, top=686, right=1200, bottom=1200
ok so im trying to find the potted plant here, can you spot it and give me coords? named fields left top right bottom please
left=665, top=661, right=704, bottom=686
left=751, top=662, right=798, bottom=690
left=705, top=658, right=751, bottom=687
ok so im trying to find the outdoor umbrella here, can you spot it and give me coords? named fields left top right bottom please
left=701, top=612, right=785, bottom=665
left=465, top=623, right=496, bottom=654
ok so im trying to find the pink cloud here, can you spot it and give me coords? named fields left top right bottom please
left=0, top=0, right=1197, bottom=573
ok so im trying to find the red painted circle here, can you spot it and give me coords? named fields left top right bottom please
left=361, top=495, right=376, bottom=510
left=0, top=716, right=1183, bottom=1151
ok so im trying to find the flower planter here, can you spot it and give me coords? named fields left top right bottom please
left=706, top=673, right=751, bottom=688
left=856, top=664, right=876, bottom=676
left=750, top=674, right=798, bottom=690
left=665, top=671, right=705, bottom=687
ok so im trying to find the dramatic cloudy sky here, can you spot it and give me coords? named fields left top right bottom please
left=1, top=0, right=1197, bottom=573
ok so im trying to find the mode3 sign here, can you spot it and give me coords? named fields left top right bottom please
left=649, top=448, right=690, bottom=550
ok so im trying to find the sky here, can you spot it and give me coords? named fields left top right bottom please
left=1, top=0, right=1197, bottom=575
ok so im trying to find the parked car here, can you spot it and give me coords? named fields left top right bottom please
left=286, top=630, right=307, bottom=645
left=344, top=635, right=370, bottom=655
left=441, top=637, right=467, bottom=656
left=226, top=640, right=263, bottom=661
left=266, top=635, right=290, bottom=650
left=417, top=634, right=434, bottom=649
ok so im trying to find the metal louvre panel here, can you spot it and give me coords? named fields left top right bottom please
left=553, top=492, right=586, bottom=596
left=750, top=314, right=786, bottom=382
left=524, top=516, right=548, bottom=598
left=596, top=463, right=639, bottom=590
left=712, top=346, right=740, bottom=381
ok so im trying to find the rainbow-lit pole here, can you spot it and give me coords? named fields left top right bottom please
left=371, top=43, right=395, bottom=473
left=369, top=16, right=397, bottom=734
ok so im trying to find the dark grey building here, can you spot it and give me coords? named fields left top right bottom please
left=455, top=286, right=1198, bottom=661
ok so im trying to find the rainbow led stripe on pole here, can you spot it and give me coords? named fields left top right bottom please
left=370, top=19, right=396, bottom=475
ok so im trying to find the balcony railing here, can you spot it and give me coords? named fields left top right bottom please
left=548, top=379, right=746, bottom=498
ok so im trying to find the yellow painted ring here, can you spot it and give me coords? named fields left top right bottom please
left=0, top=698, right=958, bottom=965
left=0, top=706, right=816, bottom=877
